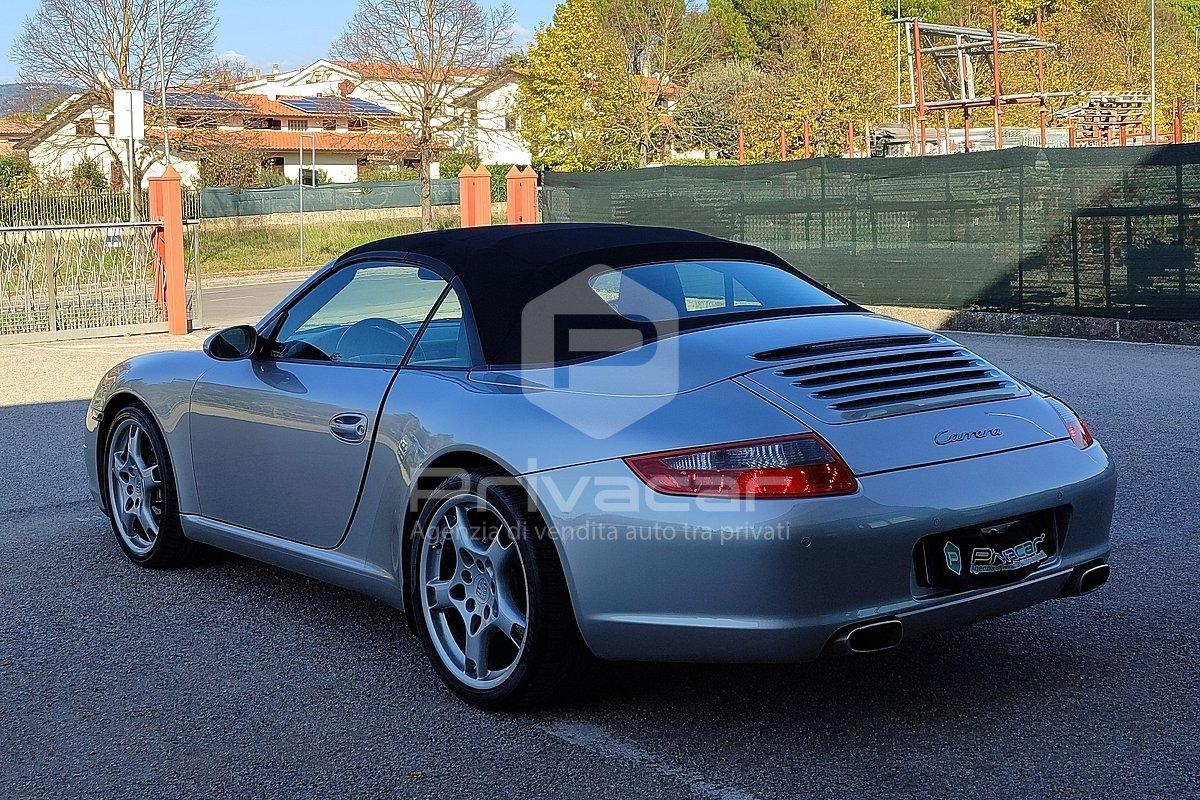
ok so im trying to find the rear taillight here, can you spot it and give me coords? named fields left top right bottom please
left=625, top=434, right=858, bottom=499
left=1046, top=397, right=1094, bottom=449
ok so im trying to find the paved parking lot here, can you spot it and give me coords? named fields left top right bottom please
left=1, top=317, right=1197, bottom=799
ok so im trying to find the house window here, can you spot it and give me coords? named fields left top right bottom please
left=348, top=117, right=367, bottom=131
left=287, top=119, right=308, bottom=131
left=321, top=118, right=337, bottom=131
left=245, top=117, right=282, bottom=130
left=504, top=114, right=518, bottom=132
left=75, top=119, right=95, bottom=136
left=262, top=156, right=285, bottom=174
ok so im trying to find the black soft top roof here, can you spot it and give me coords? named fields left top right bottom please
left=340, top=223, right=819, bottom=366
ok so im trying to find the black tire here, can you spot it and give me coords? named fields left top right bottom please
left=408, top=469, right=591, bottom=709
left=102, top=404, right=196, bottom=568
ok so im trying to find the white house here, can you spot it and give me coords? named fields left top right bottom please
left=17, top=58, right=534, bottom=190
left=235, top=59, right=533, bottom=167
left=19, top=87, right=420, bottom=189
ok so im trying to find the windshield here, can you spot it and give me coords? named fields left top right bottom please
left=588, top=260, right=846, bottom=322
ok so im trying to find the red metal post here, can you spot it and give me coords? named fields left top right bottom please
left=779, top=130, right=788, bottom=160
left=847, top=121, right=856, bottom=157
left=1174, top=98, right=1184, bottom=143
left=1120, top=124, right=1128, bottom=147
left=963, top=109, right=971, bottom=152
left=1068, top=123, right=1076, bottom=148
left=919, top=117, right=927, bottom=156
left=991, top=9, right=1003, bottom=149
left=505, top=166, right=537, bottom=224
left=147, top=166, right=187, bottom=335
left=737, top=127, right=745, bottom=165
left=802, top=120, right=811, bottom=158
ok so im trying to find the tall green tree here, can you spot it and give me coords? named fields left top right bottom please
left=517, top=0, right=641, bottom=171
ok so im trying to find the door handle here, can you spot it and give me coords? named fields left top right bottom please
left=329, top=413, right=368, bottom=444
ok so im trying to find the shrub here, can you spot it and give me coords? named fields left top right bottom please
left=70, top=158, right=107, bottom=192
left=0, top=153, right=35, bottom=192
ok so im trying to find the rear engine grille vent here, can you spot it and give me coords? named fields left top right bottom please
left=757, top=338, right=1027, bottom=423
left=752, top=334, right=937, bottom=362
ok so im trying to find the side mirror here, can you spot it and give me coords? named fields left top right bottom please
left=204, top=325, right=259, bottom=361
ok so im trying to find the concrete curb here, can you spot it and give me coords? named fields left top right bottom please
left=869, top=305, right=1200, bottom=347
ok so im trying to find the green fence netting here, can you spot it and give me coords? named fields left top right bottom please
left=199, top=178, right=460, bottom=218
left=541, top=146, right=1200, bottom=321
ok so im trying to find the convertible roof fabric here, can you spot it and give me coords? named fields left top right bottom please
left=340, top=223, right=806, bottom=366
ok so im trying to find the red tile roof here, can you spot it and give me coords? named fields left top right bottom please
left=0, top=117, right=34, bottom=136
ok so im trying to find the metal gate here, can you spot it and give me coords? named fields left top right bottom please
left=0, top=220, right=202, bottom=342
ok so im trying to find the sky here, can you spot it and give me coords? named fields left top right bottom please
left=0, top=0, right=549, bottom=84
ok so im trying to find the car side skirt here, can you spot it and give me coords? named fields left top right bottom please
left=181, top=514, right=405, bottom=610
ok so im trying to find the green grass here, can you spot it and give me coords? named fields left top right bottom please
left=199, top=218, right=441, bottom=275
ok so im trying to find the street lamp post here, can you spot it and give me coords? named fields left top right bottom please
left=1150, top=0, right=1157, bottom=142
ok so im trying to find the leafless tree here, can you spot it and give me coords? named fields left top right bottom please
left=13, top=0, right=217, bottom=196
left=334, top=0, right=515, bottom=229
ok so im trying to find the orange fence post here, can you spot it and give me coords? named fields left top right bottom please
left=1120, top=125, right=1128, bottom=147
left=458, top=164, right=491, bottom=228
left=802, top=120, right=811, bottom=158
left=505, top=166, right=538, bottom=224
left=779, top=130, right=788, bottom=160
left=147, top=165, right=187, bottom=335
left=1068, top=123, right=1076, bottom=148
left=1173, top=98, right=1184, bottom=143
left=847, top=121, right=856, bottom=158
left=737, top=127, right=746, bottom=165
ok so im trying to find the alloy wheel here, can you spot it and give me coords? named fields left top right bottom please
left=418, top=494, right=530, bottom=690
left=106, top=419, right=164, bottom=556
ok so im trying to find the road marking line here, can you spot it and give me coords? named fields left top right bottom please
left=540, top=721, right=759, bottom=800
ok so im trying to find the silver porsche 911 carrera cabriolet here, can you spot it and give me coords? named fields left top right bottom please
left=86, top=223, right=1115, bottom=708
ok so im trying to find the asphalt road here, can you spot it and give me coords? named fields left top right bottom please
left=2, top=300, right=1198, bottom=798
left=199, top=277, right=304, bottom=329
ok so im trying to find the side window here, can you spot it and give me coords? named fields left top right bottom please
left=407, top=286, right=472, bottom=368
left=270, top=263, right=447, bottom=366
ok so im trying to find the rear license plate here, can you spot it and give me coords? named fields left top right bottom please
left=917, top=511, right=1061, bottom=592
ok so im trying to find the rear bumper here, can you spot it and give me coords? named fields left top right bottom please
left=526, top=439, right=1116, bottom=662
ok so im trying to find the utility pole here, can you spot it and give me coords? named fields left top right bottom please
left=298, top=133, right=315, bottom=266
left=158, top=0, right=169, bottom=161
left=1150, top=0, right=1157, bottom=141
left=895, top=0, right=902, bottom=122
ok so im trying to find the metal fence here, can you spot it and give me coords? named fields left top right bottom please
left=541, top=145, right=1200, bottom=321
left=0, top=190, right=203, bottom=227
left=0, top=220, right=202, bottom=341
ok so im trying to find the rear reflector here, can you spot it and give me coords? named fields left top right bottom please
left=1045, top=397, right=1094, bottom=450
left=625, top=434, right=858, bottom=499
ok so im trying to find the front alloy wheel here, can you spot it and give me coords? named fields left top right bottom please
left=103, top=405, right=194, bottom=567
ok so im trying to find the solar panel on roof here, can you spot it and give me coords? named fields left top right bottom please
left=165, top=91, right=251, bottom=112
left=279, top=96, right=395, bottom=116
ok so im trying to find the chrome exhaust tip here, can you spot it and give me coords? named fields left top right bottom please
left=831, top=618, right=904, bottom=655
left=1062, top=561, right=1110, bottom=596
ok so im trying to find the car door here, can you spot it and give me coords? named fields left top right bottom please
left=189, top=260, right=450, bottom=547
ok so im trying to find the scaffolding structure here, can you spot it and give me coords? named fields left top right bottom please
left=891, top=10, right=1070, bottom=154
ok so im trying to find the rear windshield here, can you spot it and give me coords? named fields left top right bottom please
left=588, top=260, right=845, bottom=322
